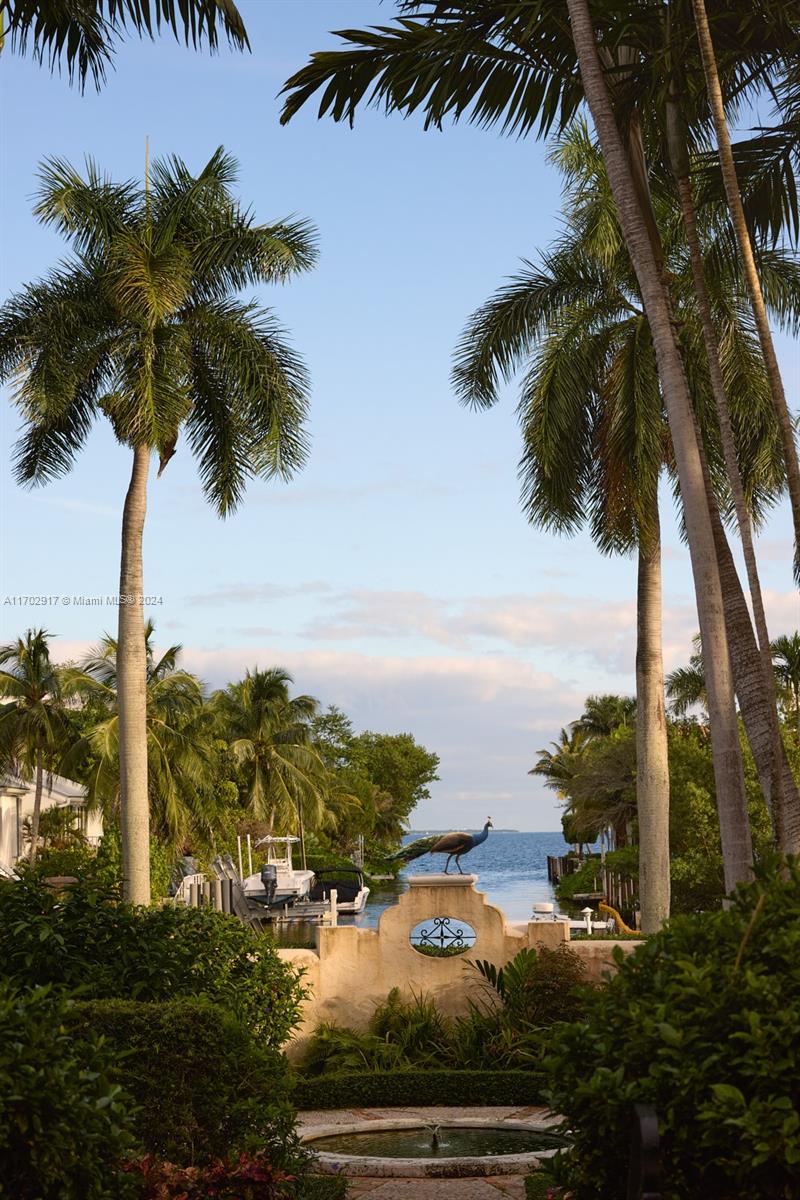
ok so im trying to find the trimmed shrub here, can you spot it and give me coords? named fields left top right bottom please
left=296, top=1179, right=349, bottom=1200
left=66, top=998, right=297, bottom=1167
left=544, top=859, right=800, bottom=1200
left=292, top=1069, right=545, bottom=1111
left=0, top=875, right=305, bottom=1042
left=0, top=983, right=136, bottom=1200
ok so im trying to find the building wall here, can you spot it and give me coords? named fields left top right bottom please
left=0, top=775, right=102, bottom=869
left=279, top=874, right=639, bottom=1056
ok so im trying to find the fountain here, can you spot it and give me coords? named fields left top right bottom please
left=302, top=1118, right=568, bottom=1177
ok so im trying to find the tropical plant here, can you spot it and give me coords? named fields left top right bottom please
left=772, top=632, right=800, bottom=742
left=0, top=873, right=306, bottom=1043
left=0, top=0, right=248, bottom=89
left=666, top=635, right=708, bottom=719
left=279, top=0, right=800, bottom=887
left=543, top=858, right=800, bottom=1200
left=211, top=668, right=330, bottom=863
left=63, top=621, right=216, bottom=847
left=469, top=944, right=587, bottom=1028
left=0, top=629, right=75, bottom=864
left=0, top=150, right=318, bottom=902
left=0, top=981, right=137, bottom=1200
left=572, top=694, right=637, bottom=739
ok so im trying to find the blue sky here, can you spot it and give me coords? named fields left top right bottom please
left=1, top=0, right=797, bottom=830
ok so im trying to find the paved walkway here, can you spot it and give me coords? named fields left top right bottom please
left=346, top=1178, right=527, bottom=1197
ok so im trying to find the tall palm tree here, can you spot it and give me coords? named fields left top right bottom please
left=1, top=0, right=248, bottom=90
left=564, top=0, right=756, bottom=890
left=0, top=149, right=318, bottom=902
left=573, top=695, right=637, bottom=739
left=280, top=0, right=794, bottom=889
left=63, top=622, right=216, bottom=846
left=211, top=668, right=330, bottom=869
left=771, top=633, right=800, bottom=744
left=531, top=726, right=589, bottom=800
left=689, top=0, right=800, bottom=581
left=0, top=629, right=74, bottom=864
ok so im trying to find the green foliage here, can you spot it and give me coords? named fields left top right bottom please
left=291, top=1070, right=545, bottom=1112
left=66, top=998, right=296, bottom=1167
left=544, top=860, right=800, bottom=1199
left=524, top=1174, right=558, bottom=1200
left=300, top=949, right=586, bottom=1076
left=0, top=875, right=305, bottom=1043
left=125, top=1151, right=297, bottom=1200
left=295, top=1180, right=348, bottom=1200
left=470, top=945, right=587, bottom=1027
left=0, top=982, right=136, bottom=1200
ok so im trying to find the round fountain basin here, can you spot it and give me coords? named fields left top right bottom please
left=303, top=1118, right=568, bottom=1177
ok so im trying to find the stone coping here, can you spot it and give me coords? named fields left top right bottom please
left=406, top=874, right=478, bottom=887
left=298, top=1105, right=561, bottom=1179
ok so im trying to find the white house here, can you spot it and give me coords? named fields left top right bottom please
left=0, top=772, right=103, bottom=870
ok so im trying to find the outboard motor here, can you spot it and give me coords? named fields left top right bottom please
left=259, top=863, right=278, bottom=906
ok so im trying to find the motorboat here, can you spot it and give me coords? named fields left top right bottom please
left=242, top=835, right=315, bottom=905
left=298, top=868, right=370, bottom=916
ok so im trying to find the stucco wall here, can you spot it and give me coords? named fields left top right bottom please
left=279, top=874, right=639, bottom=1055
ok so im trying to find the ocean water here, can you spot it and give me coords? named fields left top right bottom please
left=352, top=829, right=570, bottom=927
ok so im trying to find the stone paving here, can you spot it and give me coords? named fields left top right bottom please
left=298, top=1106, right=556, bottom=1198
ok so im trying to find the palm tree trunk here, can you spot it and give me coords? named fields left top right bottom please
left=567, top=0, right=753, bottom=891
left=709, top=496, right=800, bottom=852
left=28, top=748, right=44, bottom=866
left=118, top=443, right=151, bottom=904
left=690, top=0, right=800, bottom=580
left=664, top=97, right=787, bottom=846
left=635, top=510, right=670, bottom=931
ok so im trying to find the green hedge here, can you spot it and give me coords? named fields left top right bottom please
left=0, top=984, right=137, bottom=1200
left=296, top=1178, right=349, bottom=1199
left=66, top=998, right=296, bottom=1168
left=292, top=1069, right=545, bottom=1111
left=0, top=875, right=305, bottom=1043
left=524, top=1174, right=553, bottom=1199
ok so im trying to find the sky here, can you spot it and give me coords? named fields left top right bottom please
left=1, top=0, right=798, bottom=831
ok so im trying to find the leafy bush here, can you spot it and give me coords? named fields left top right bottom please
left=292, top=1069, right=545, bottom=1110
left=66, top=998, right=297, bottom=1167
left=469, top=945, right=587, bottom=1027
left=0, top=983, right=136, bottom=1200
left=125, top=1151, right=298, bottom=1199
left=0, top=875, right=305, bottom=1042
left=544, top=859, right=800, bottom=1199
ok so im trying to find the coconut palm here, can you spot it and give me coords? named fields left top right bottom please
left=211, top=668, right=330, bottom=869
left=0, top=629, right=75, bottom=864
left=573, top=695, right=637, bottom=740
left=689, top=0, right=800, bottom=581
left=281, top=0, right=797, bottom=888
left=0, top=149, right=317, bottom=902
left=63, top=622, right=217, bottom=847
left=666, top=636, right=708, bottom=720
left=530, top=727, right=589, bottom=801
left=453, top=113, right=796, bottom=921
left=771, top=633, right=800, bottom=743
left=1, top=0, right=248, bottom=90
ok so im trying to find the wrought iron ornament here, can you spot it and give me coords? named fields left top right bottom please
left=412, top=916, right=476, bottom=950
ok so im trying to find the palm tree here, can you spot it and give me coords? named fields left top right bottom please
left=564, top=0, right=756, bottom=891
left=0, top=149, right=317, bottom=903
left=454, top=122, right=672, bottom=927
left=771, top=633, right=800, bottom=744
left=0, top=629, right=75, bottom=865
left=1, top=0, right=248, bottom=90
left=63, top=622, right=216, bottom=847
left=280, top=0, right=778, bottom=890
left=666, top=636, right=708, bottom=720
left=689, top=0, right=800, bottom=581
left=530, top=727, right=589, bottom=801
left=211, top=668, right=330, bottom=869
left=573, top=695, right=637, bottom=739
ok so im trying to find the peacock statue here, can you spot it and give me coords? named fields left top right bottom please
left=390, top=819, right=493, bottom=874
